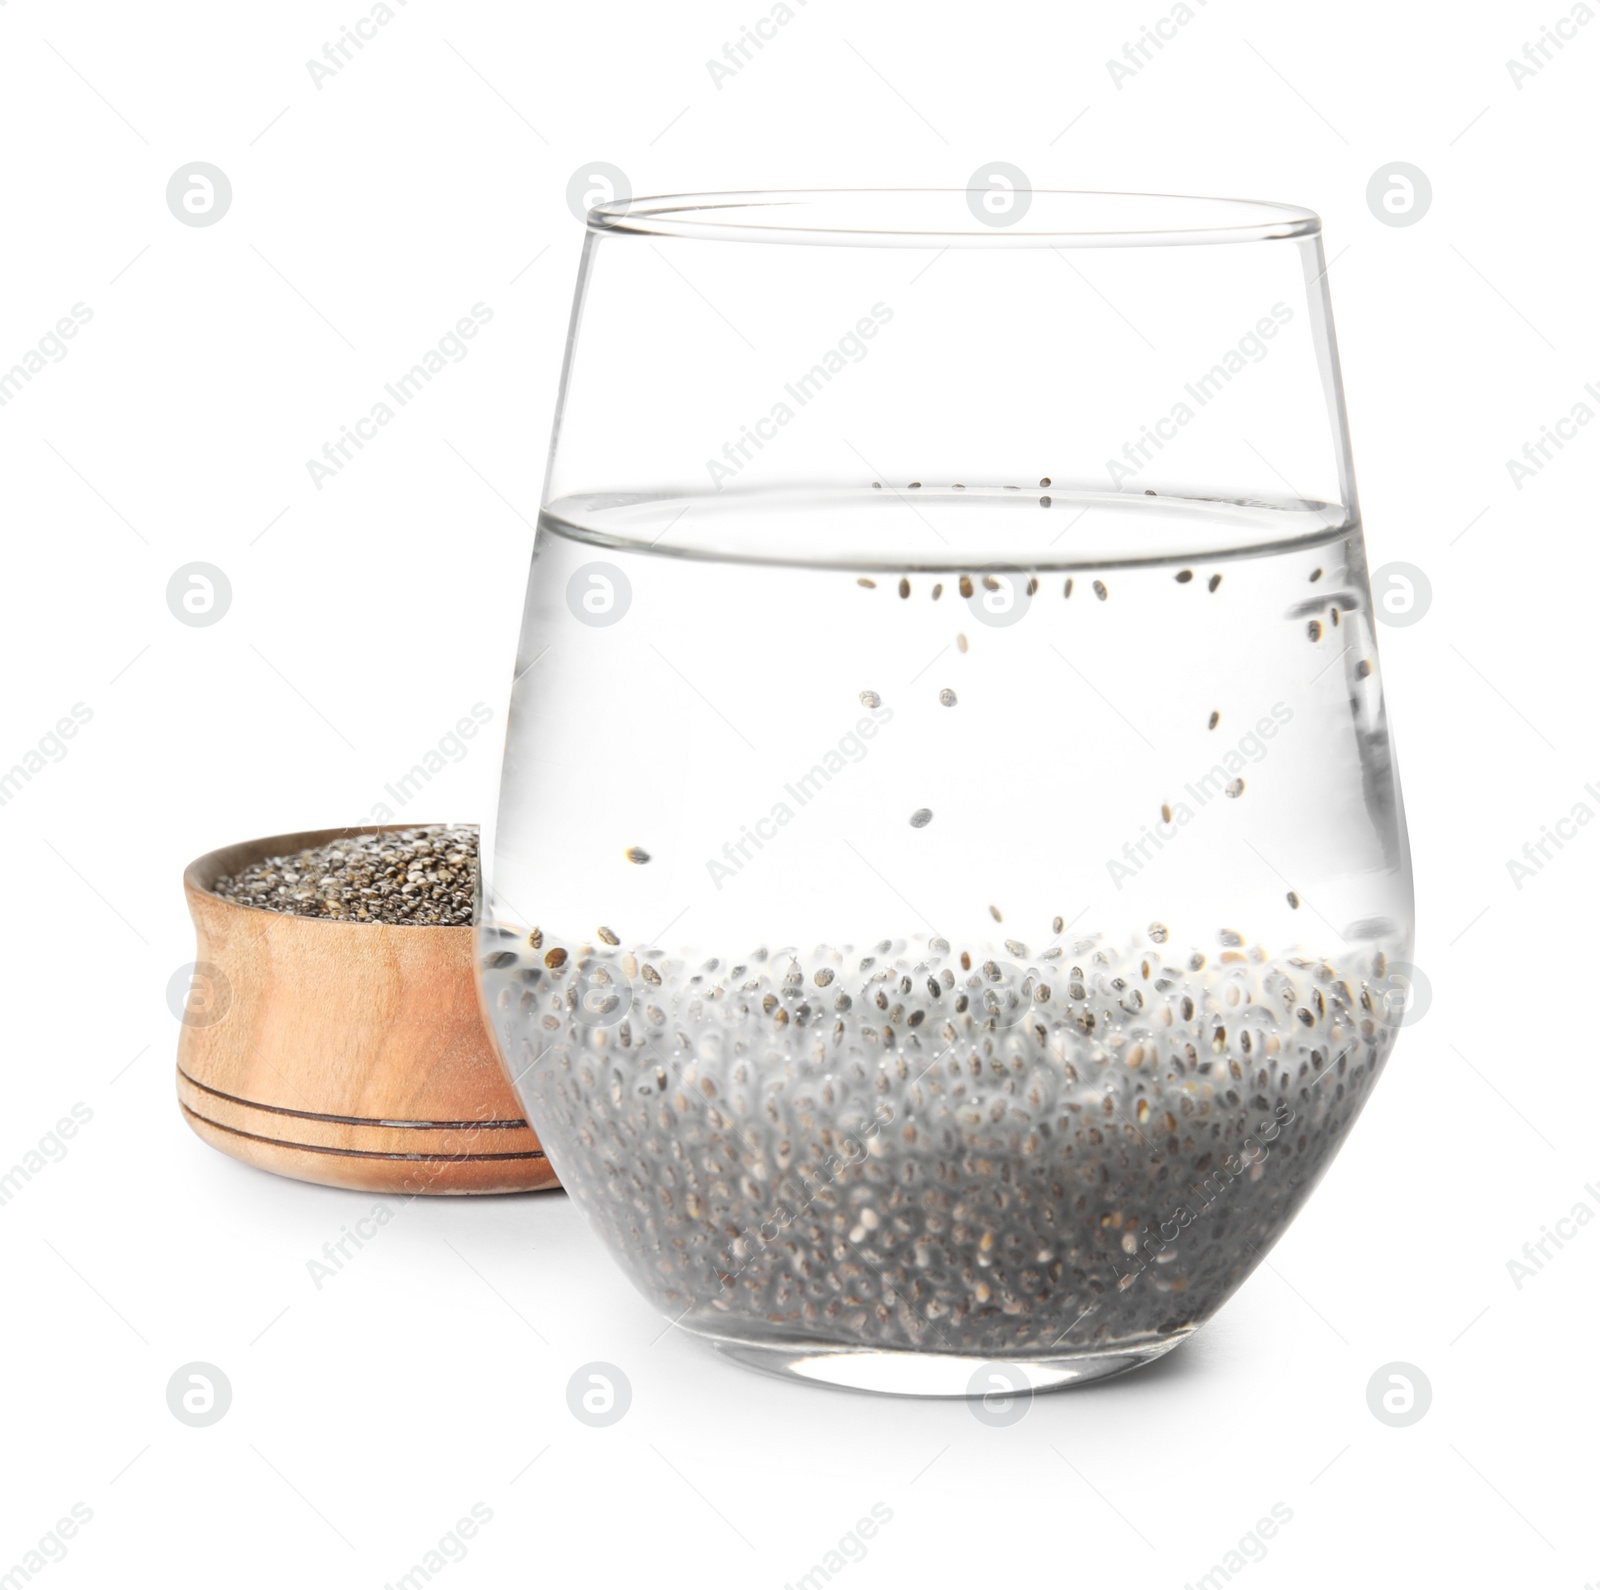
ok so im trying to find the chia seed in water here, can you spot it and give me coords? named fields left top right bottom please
left=480, top=926, right=1399, bottom=1357
left=483, top=484, right=1410, bottom=1364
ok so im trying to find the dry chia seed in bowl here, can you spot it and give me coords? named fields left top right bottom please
left=213, top=825, right=478, bottom=924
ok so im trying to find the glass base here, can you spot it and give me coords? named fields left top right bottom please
left=685, top=1326, right=1191, bottom=1397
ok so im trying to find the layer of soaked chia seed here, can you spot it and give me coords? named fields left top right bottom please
left=480, top=924, right=1401, bottom=1358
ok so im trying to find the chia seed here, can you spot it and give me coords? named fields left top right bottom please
left=213, top=824, right=478, bottom=925
left=480, top=925, right=1400, bottom=1360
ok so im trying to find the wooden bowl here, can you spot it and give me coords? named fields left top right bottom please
left=176, top=825, right=557, bottom=1195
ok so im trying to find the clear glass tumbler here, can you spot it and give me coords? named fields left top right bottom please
left=478, top=190, right=1415, bottom=1395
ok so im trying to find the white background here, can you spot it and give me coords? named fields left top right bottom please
left=1, top=1, right=1595, bottom=1586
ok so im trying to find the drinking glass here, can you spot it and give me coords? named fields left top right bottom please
left=477, top=190, right=1415, bottom=1395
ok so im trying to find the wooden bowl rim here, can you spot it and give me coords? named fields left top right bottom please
left=184, top=822, right=479, bottom=928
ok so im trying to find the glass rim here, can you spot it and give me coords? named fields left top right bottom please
left=588, top=188, right=1321, bottom=249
